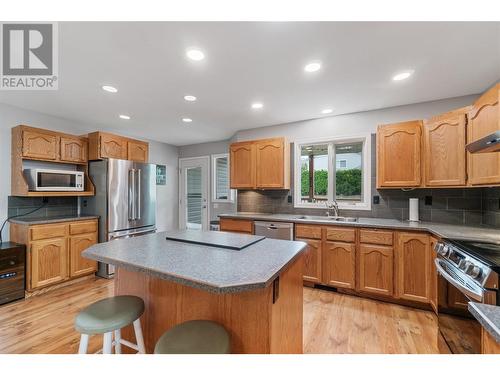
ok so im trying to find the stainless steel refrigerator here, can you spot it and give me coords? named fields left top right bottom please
left=82, top=158, right=157, bottom=278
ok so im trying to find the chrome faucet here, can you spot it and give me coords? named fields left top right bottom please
left=325, top=200, right=339, bottom=217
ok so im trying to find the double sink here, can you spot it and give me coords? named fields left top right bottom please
left=293, top=215, right=358, bottom=223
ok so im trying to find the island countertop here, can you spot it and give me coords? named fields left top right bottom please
left=83, top=230, right=307, bottom=294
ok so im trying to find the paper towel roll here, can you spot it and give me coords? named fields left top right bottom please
left=409, top=198, right=419, bottom=222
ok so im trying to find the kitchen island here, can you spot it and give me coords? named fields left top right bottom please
left=83, top=230, right=307, bottom=354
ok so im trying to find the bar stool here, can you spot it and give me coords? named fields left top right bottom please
left=75, top=295, right=146, bottom=354
left=154, top=320, right=230, bottom=354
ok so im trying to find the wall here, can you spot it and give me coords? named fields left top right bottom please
left=0, top=102, right=179, bottom=241
left=178, top=139, right=237, bottom=221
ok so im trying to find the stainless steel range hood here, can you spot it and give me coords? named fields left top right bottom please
left=466, top=131, right=500, bottom=153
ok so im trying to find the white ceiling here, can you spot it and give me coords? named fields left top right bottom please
left=0, top=22, right=499, bottom=146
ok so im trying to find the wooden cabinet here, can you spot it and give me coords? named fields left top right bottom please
left=22, top=129, right=58, bottom=160
left=468, top=83, right=500, bottom=185
left=429, top=237, right=438, bottom=314
left=255, top=138, right=290, bottom=189
left=10, top=219, right=99, bottom=291
left=377, top=120, right=423, bottom=188
left=70, top=232, right=98, bottom=278
left=358, top=244, right=393, bottom=296
left=88, top=131, right=149, bottom=162
left=230, top=141, right=255, bottom=189
left=30, top=237, right=68, bottom=289
left=128, top=140, right=149, bottom=162
left=424, top=108, right=468, bottom=186
left=60, top=136, right=88, bottom=163
left=299, top=239, right=322, bottom=283
left=359, top=229, right=393, bottom=246
left=482, top=327, right=500, bottom=354
left=323, top=241, right=355, bottom=289
left=395, top=232, right=430, bottom=303
left=295, top=224, right=322, bottom=239
left=219, top=218, right=254, bottom=234
left=230, top=137, right=289, bottom=190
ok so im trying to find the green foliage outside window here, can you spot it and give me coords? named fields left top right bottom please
left=301, top=167, right=361, bottom=197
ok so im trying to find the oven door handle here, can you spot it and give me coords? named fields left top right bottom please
left=434, top=258, right=483, bottom=302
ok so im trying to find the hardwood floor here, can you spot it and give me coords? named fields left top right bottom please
left=0, top=278, right=447, bottom=354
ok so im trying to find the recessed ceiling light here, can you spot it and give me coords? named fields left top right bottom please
left=184, top=95, right=197, bottom=102
left=119, top=115, right=130, bottom=120
left=251, top=102, right=264, bottom=109
left=102, top=85, right=118, bottom=93
left=182, top=118, right=193, bottom=123
left=304, top=62, right=321, bottom=73
left=186, top=49, right=205, bottom=61
left=392, top=71, right=414, bottom=81
left=321, top=108, right=333, bottom=114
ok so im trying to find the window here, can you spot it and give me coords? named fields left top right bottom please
left=212, top=154, right=235, bottom=202
left=294, top=135, right=371, bottom=210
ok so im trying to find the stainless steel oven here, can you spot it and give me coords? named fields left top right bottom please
left=435, top=240, right=499, bottom=354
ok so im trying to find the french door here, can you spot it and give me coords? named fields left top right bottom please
left=179, top=157, right=209, bottom=230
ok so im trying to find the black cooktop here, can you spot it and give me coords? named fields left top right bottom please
left=447, top=239, right=500, bottom=271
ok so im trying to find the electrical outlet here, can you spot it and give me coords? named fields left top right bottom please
left=42, top=197, right=49, bottom=204
left=373, top=195, right=380, bottom=204
left=287, top=195, right=292, bottom=203
left=425, top=196, right=432, bottom=206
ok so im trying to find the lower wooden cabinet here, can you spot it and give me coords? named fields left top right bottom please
left=429, top=236, right=438, bottom=313
left=395, top=232, right=430, bottom=303
left=299, top=239, right=322, bottom=283
left=323, top=241, right=355, bottom=289
left=219, top=218, right=254, bottom=234
left=358, top=244, right=393, bottom=296
left=482, top=327, right=500, bottom=354
left=10, top=219, right=98, bottom=291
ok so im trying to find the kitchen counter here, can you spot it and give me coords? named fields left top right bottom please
left=9, top=214, right=99, bottom=225
left=219, top=212, right=500, bottom=242
left=83, top=230, right=306, bottom=293
left=469, top=302, right=500, bottom=344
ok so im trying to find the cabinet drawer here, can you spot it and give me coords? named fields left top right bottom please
left=70, top=221, right=98, bottom=235
left=30, top=224, right=67, bottom=241
left=359, top=229, right=393, bottom=245
left=325, top=227, right=355, bottom=242
left=220, top=218, right=254, bottom=234
left=295, top=225, right=322, bottom=240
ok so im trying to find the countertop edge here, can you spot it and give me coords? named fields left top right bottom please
left=468, top=302, right=500, bottom=343
left=9, top=215, right=100, bottom=225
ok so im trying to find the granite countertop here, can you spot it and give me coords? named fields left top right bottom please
left=9, top=215, right=99, bottom=225
left=83, top=230, right=307, bottom=294
left=469, top=302, right=500, bottom=343
left=218, top=212, right=500, bottom=242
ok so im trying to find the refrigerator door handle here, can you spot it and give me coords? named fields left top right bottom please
left=136, top=168, right=141, bottom=220
left=128, top=169, right=135, bottom=221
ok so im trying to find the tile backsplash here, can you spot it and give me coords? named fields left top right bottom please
left=7, top=196, right=78, bottom=219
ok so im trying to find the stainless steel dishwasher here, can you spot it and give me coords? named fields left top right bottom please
left=254, top=221, right=294, bottom=240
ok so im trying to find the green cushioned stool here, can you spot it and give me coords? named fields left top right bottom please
left=75, top=295, right=146, bottom=354
left=154, top=320, right=231, bottom=354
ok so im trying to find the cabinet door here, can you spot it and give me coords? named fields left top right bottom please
left=255, top=138, right=286, bottom=188
left=100, top=134, right=128, bottom=159
left=424, top=110, right=467, bottom=186
left=468, top=84, right=500, bottom=185
left=429, top=237, right=438, bottom=314
left=22, top=130, right=58, bottom=160
left=30, top=238, right=68, bottom=289
left=447, top=283, right=469, bottom=311
left=377, top=121, right=422, bottom=188
left=230, top=142, right=255, bottom=188
left=60, top=137, right=88, bottom=163
left=219, top=218, right=254, bottom=234
left=128, top=141, right=149, bottom=162
left=70, top=232, right=97, bottom=278
left=358, top=244, right=393, bottom=296
left=296, top=238, right=321, bottom=283
left=396, top=232, right=430, bottom=303
left=323, top=241, right=355, bottom=289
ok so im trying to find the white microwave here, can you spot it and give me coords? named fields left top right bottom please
left=23, top=169, right=84, bottom=192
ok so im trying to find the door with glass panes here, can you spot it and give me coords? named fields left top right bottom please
left=179, top=157, right=209, bottom=230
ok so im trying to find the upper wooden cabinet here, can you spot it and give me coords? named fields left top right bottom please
left=468, top=83, right=500, bottom=186
left=230, top=137, right=290, bottom=190
left=60, top=136, right=88, bottom=163
left=88, top=131, right=149, bottom=162
left=395, top=232, right=430, bottom=304
left=424, top=108, right=468, bottom=186
left=22, top=129, right=58, bottom=160
left=377, top=120, right=423, bottom=188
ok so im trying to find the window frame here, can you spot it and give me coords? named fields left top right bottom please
left=211, top=153, right=235, bottom=203
left=293, top=134, right=372, bottom=211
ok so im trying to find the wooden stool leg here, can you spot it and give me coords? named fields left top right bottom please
left=133, top=319, right=146, bottom=354
left=78, top=334, right=89, bottom=354
left=114, top=329, right=122, bottom=354
left=103, top=332, right=113, bottom=354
